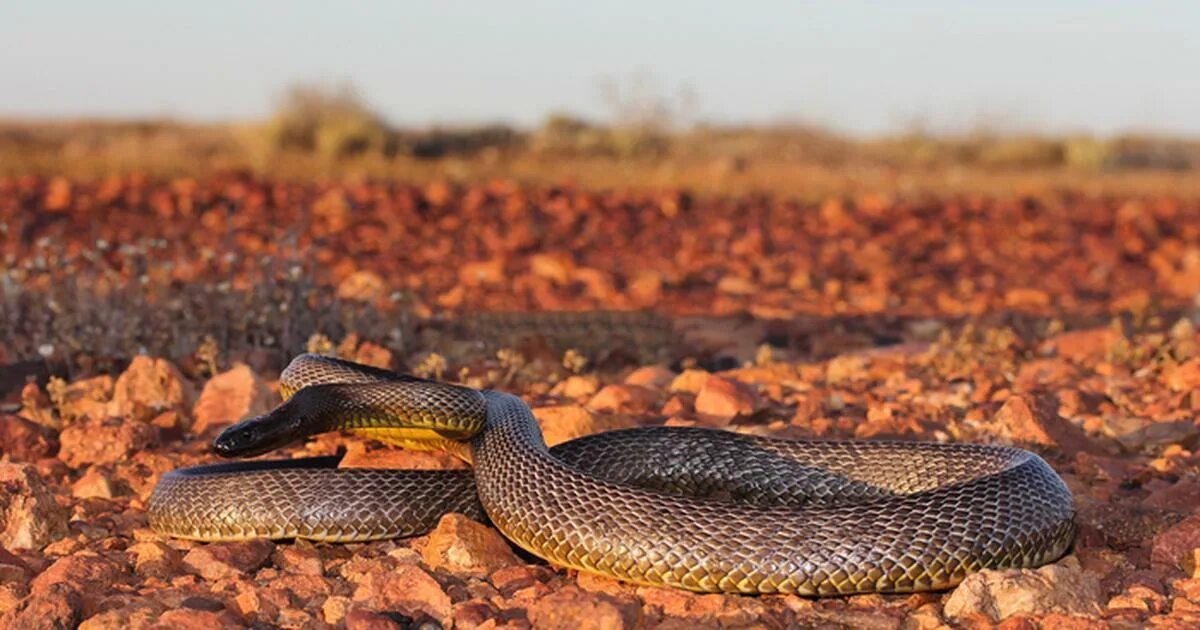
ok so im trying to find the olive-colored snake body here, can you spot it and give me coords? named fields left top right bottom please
left=150, top=354, right=1075, bottom=595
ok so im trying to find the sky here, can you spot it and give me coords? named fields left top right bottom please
left=1, top=1, right=1198, bottom=137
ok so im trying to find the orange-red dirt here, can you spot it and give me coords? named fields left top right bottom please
left=2, top=174, right=1200, bottom=628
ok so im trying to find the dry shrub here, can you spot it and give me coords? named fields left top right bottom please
left=256, top=83, right=396, bottom=160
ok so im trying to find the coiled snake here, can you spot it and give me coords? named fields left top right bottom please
left=149, top=353, right=1075, bottom=595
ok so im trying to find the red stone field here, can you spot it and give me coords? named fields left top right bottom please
left=2, top=172, right=1200, bottom=628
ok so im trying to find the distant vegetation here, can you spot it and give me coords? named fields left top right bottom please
left=2, top=81, right=1199, bottom=178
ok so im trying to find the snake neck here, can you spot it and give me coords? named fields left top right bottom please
left=469, top=391, right=553, bottom=463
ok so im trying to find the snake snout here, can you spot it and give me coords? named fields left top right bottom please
left=212, top=412, right=304, bottom=458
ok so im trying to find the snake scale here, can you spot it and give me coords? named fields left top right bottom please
left=149, top=315, right=1075, bottom=596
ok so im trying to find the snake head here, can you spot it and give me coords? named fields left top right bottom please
left=212, top=411, right=306, bottom=458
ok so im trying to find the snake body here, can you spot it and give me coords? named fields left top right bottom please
left=149, top=353, right=1076, bottom=595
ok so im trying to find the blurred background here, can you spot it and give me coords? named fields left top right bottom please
left=2, top=1, right=1198, bottom=180
left=2, top=1, right=1200, bottom=376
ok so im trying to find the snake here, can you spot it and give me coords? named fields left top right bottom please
left=148, top=353, right=1076, bottom=595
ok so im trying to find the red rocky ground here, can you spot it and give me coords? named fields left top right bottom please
left=2, top=174, right=1200, bottom=628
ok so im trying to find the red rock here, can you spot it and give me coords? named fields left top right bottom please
left=147, top=409, right=185, bottom=432
left=669, top=369, right=711, bottom=394
left=233, top=588, right=279, bottom=622
left=716, top=275, right=757, bottom=296
left=0, top=462, right=69, bottom=550
left=532, top=405, right=636, bottom=447
left=1143, top=479, right=1200, bottom=514
left=624, top=365, right=675, bottom=389
left=0, top=584, right=26, bottom=618
left=272, top=607, right=319, bottom=624
left=1035, top=612, right=1111, bottom=629
left=530, top=253, right=574, bottom=284
left=271, top=539, right=324, bottom=576
left=0, top=547, right=32, bottom=584
left=338, top=442, right=467, bottom=470
left=31, top=551, right=130, bottom=617
left=570, top=267, right=617, bottom=301
left=903, top=603, right=947, bottom=630
left=435, top=285, right=465, bottom=308
left=803, top=606, right=905, bottom=629
left=1107, top=582, right=1168, bottom=614
left=70, top=466, right=115, bottom=500
left=526, top=585, right=641, bottom=629
left=421, top=513, right=519, bottom=577
left=268, top=573, right=331, bottom=602
left=281, top=607, right=320, bottom=628
left=344, top=608, right=404, bottom=630
left=58, top=416, right=158, bottom=468
left=1175, top=577, right=1200, bottom=601
left=490, top=564, right=555, bottom=597
left=1117, top=420, right=1200, bottom=453
left=337, top=555, right=399, bottom=584
left=1014, top=359, right=1077, bottom=391
left=18, top=382, right=57, bottom=428
left=147, top=609, right=244, bottom=630
left=179, top=596, right=228, bottom=613
left=1005, top=287, right=1051, bottom=309
left=989, top=394, right=1098, bottom=453
left=8, top=582, right=81, bottom=629
left=42, top=176, right=72, bottom=210
left=694, top=375, right=758, bottom=424
left=661, top=395, right=691, bottom=416
left=855, top=404, right=926, bottom=439
left=77, top=599, right=165, bottom=629
left=0, top=414, right=59, bottom=462
left=107, top=356, right=195, bottom=424
left=575, top=572, right=632, bottom=597
left=550, top=375, right=599, bottom=399
left=586, top=384, right=659, bottom=413
left=354, top=342, right=393, bottom=370
left=1075, top=501, right=1181, bottom=552
left=351, top=564, right=451, bottom=623
left=452, top=599, right=500, bottom=628
left=627, top=270, right=663, bottom=306
left=127, top=541, right=182, bottom=579
left=942, top=556, right=1103, bottom=622
left=508, top=580, right=554, bottom=602
left=637, top=586, right=727, bottom=620
left=1166, top=359, right=1200, bottom=393
left=337, top=270, right=386, bottom=302
left=458, top=259, right=506, bottom=287
left=825, top=354, right=869, bottom=384
left=321, top=595, right=353, bottom=625
left=113, top=450, right=178, bottom=501
left=56, top=375, right=114, bottom=422
left=1152, top=514, right=1200, bottom=574
left=182, top=540, right=275, bottom=580
left=1048, top=328, right=1119, bottom=363
left=190, top=363, right=274, bottom=436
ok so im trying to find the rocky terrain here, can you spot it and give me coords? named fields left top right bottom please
left=2, top=174, right=1200, bottom=628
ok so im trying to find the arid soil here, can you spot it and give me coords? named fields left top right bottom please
left=2, top=174, right=1200, bottom=629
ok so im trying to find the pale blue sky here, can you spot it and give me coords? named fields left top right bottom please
left=1, top=1, right=1197, bottom=136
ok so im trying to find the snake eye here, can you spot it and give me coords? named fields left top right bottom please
left=212, top=408, right=313, bottom=458
left=212, top=417, right=275, bottom=457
